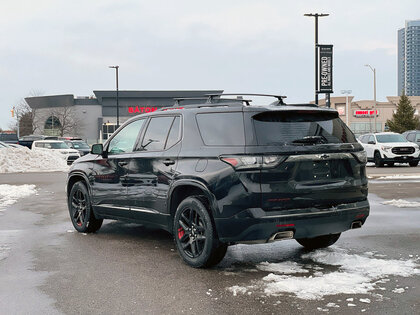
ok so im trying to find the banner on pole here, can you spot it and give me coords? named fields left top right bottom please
left=317, top=45, right=333, bottom=93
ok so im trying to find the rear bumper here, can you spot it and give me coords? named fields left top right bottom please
left=214, top=200, right=370, bottom=243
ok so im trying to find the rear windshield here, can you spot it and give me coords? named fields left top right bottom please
left=252, top=110, right=356, bottom=145
left=376, top=134, right=407, bottom=143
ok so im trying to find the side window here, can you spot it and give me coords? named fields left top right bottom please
left=196, top=112, right=245, bottom=146
left=165, top=116, right=181, bottom=149
left=415, top=133, right=420, bottom=143
left=108, top=119, right=145, bottom=155
left=368, top=135, right=375, bottom=143
left=138, top=116, right=175, bottom=152
left=35, top=142, right=43, bottom=148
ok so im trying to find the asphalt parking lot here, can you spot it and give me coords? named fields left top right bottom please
left=0, top=168, right=419, bottom=315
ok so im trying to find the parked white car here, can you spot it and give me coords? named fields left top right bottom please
left=359, top=132, right=420, bottom=167
left=32, top=140, right=81, bottom=165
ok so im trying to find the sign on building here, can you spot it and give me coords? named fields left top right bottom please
left=354, top=110, right=379, bottom=117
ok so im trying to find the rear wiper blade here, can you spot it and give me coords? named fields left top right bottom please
left=291, top=136, right=327, bottom=145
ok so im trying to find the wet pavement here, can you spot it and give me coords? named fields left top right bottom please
left=0, top=171, right=419, bottom=314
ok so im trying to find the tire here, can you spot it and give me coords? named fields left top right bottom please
left=374, top=151, right=384, bottom=167
left=387, top=162, right=394, bottom=167
left=296, top=233, right=341, bottom=250
left=68, top=181, right=103, bottom=233
left=409, top=161, right=419, bottom=167
left=173, top=196, right=227, bottom=268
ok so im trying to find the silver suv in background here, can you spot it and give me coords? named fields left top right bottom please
left=359, top=132, right=420, bottom=167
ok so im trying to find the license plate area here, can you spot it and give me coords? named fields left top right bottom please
left=312, top=160, right=331, bottom=180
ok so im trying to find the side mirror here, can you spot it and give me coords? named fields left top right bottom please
left=368, top=141, right=376, bottom=145
left=91, top=143, right=104, bottom=155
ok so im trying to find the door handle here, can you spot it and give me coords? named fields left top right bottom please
left=118, top=161, right=128, bottom=167
left=163, top=159, right=175, bottom=166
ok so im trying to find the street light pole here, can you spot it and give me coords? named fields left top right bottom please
left=365, top=64, right=377, bottom=133
left=341, top=90, right=352, bottom=127
left=304, top=13, right=329, bottom=106
left=109, top=65, right=120, bottom=128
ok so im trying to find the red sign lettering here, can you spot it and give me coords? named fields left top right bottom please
left=128, top=106, right=158, bottom=114
left=354, top=110, right=378, bottom=117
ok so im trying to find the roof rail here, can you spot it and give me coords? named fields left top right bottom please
left=172, top=96, right=250, bottom=107
left=206, top=93, right=287, bottom=105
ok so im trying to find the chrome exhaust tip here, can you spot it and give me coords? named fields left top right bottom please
left=268, top=230, right=294, bottom=242
left=351, top=221, right=363, bottom=229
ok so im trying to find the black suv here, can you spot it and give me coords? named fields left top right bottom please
left=67, top=94, right=369, bottom=268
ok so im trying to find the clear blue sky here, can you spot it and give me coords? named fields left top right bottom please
left=1, top=0, right=419, bottom=129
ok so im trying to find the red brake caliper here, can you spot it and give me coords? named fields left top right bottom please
left=178, top=227, right=185, bottom=239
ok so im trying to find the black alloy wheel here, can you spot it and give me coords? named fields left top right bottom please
left=173, top=196, right=227, bottom=268
left=68, top=181, right=103, bottom=233
left=177, top=207, right=207, bottom=258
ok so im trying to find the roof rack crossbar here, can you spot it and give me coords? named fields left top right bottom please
left=173, top=97, right=209, bottom=106
left=205, top=93, right=287, bottom=105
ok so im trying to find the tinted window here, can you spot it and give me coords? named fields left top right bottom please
left=108, top=119, right=145, bottom=154
left=252, top=111, right=356, bottom=145
left=165, top=116, right=181, bottom=149
left=196, top=112, right=245, bottom=146
left=0, top=134, right=18, bottom=141
left=139, top=116, right=175, bottom=151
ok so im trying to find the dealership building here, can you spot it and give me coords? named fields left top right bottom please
left=25, top=91, right=420, bottom=143
left=25, top=90, right=222, bottom=144
left=318, top=96, right=420, bottom=137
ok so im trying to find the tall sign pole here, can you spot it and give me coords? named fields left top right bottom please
left=304, top=13, right=329, bottom=106
left=109, top=65, right=120, bottom=128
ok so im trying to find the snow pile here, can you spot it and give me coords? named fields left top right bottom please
left=0, top=147, right=69, bottom=173
left=381, top=199, right=420, bottom=208
left=0, top=184, right=37, bottom=211
left=227, top=247, right=419, bottom=300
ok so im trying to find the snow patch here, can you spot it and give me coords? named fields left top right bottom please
left=377, top=175, right=420, bottom=180
left=0, top=147, right=69, bottom=173
left=228, top=286, right=248, bottom=296
left=257, top=261, right=309, bottom=274
left=381, top=199, right=420, bottom=208
left=0, top=184, right=37, bottom=211
left=392, top=288, right=405, bottom=293
left=227, top=247, right=420, bottom=300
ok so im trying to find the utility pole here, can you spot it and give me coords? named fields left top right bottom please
left=109, top=65, right=120, bottom=128
left=365, top=64, right=377, bottom=132
left=304, top=13, right=329, bottom=106
left=341, top=90, right=352, bottom=127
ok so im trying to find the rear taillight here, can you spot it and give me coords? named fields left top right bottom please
left=352, top=150, right=367, bottom=164
left=220, top=155, right=286, bottom=170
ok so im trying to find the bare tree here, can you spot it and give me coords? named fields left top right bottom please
left=14, top=90, right=43, bottom=136
left=51, top=104, right=83, bottom=137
